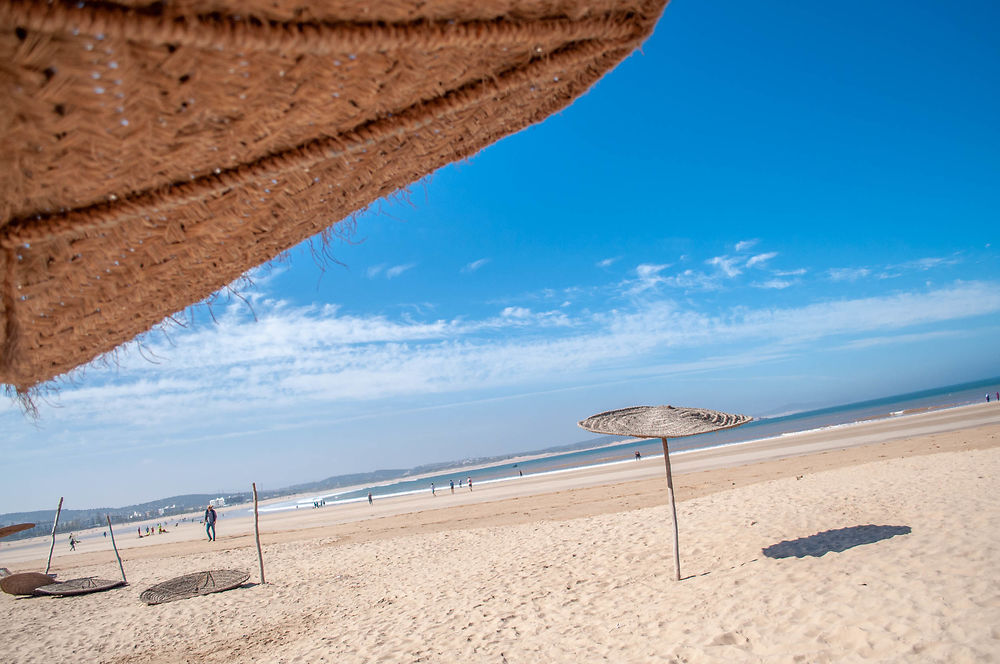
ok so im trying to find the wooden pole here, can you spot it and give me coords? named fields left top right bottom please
left=45, top=497, right=63, bottom=575
left=252, top=483, right=265, bottom=584
left=661, top=438, right=681, bottom=581
left=106, top=515, right=127, bottom=584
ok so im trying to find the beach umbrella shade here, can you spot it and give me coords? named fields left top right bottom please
left=0, top=0, right=668, bottom=395
left=578, top=405, right=751, bottom=580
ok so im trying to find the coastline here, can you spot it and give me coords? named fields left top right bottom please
left=3, top=402, right=997, bottom=565
left=2, top=404, right=999, bottom=662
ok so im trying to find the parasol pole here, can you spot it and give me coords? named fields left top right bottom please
left=661, top=438, right=681, bottom=581
left=45, top=496, right=63, bottom=575
left=106, top=515, right=127, bottom=584
left=252, top=483, right=265, bottom=584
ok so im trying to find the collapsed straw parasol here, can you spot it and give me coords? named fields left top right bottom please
left=0, top=0, right=668, bottom=394
left=579, top=405, right=751, bottom=580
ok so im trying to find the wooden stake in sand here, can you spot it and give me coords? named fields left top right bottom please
left=252, top=483, right=265, bottom=584
left=661, top=438, right=681, bottom=581
left=45, top=496, right=63, bottom=575
left=106, top=515, right=127, bottom=584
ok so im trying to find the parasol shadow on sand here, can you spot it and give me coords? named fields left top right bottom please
left=579, top=405, right=751, bottom=581
left=0, top=0, right=668, bottom=396
left=762, top=525, right=912, bottom=559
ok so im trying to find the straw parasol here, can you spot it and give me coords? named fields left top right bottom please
left=0, top=0, right=668, bottom=394
left=0, top=571, right=56, bottom=596
left=34, top=577, right=126, bottom=596
left=139, top=569, right=250, bottom=605
left=579, top=405, right=751, bottom=580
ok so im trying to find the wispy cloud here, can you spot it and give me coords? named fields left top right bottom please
left=746, top=252, right=778, bottom=268
left=891, top=255, right=962, bottom=272
left=661, top=269, right=724, bottom=291
left=462, top=258, right=491, bottom=273
left=834, top=329, right=967, bottom=351
left=830, top=255, right=962, bottom=283
left=597, top=257, right=620, bottom=269
left=828, top=267, right=872, bottom=282
left=754, top=279, right=793, bottom=289
left=706, top=255, right=743, bottom=278
left=735, top=239, right=759, bottom=252
left=367, top=263, right=416, bottom=279
left=13, top=281, right=998, bottom=452
left=628, top=263, right=671, bottom=293
left=386, top=263, right=416, bottom=279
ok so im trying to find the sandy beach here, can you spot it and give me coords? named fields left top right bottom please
left=2, top=403, right=999, bottom=662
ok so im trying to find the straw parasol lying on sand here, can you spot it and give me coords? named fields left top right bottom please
left=0, top=0, right=668, bottom=395
left=139, top=569, right=250, bottom=605
left=34, top=577, right=127, bottom=597
left=579, top=405, right=751, bottom=580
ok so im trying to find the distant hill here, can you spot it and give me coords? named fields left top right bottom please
left=0, top=492, right=250, bottom=542
left=1, top=434, right=622, bottom=541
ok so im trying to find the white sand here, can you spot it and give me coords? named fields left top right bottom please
left=2, top=405, right=999, bottom=663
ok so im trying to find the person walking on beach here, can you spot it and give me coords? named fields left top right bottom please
left=204, top=504, right=217, bottom=542
left=68, top=534, right=76, bottom=551
left=431, top=483, right=436, bottom=496
left=468, top=477, right=472, bottom=491
left=450, top=480, right=455, bottom=494
left=368, top=492, right=373, bottom=505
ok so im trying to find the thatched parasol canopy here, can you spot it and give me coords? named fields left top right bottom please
left=0, top=0, right=668, bottom=393
left=578, top=405, right=752, bottom=439
left=0, top=522, right=35, bottom=539
left=140, top=569, right=250, bottom=605
left=0, top=571, right=56, bottom=596
left=34, top=577, right=127, bottom=596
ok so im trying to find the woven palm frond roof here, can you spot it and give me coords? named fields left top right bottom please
left=0, top=0, right=668, bottom=392
left=579, top=405, right=752, bottom=439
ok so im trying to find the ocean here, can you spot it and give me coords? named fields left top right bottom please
left=261, top=376, right=1000, bottom=512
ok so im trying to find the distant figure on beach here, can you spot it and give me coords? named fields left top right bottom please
left=204, top=504, right=217, bottom=542
left=988, top=394, right=991, bottom=402
left=68, top=534, right=76, bottom=551
left=431, top=483, right=436, bottom=496
left=468, top=477, right=472, bottom=491
left=103, top=531, right=107, bottom=538
left=137, top=527, right=141, bottom=538
left=450, top=480, right=455, bottom=494
left=519, top=470, right=523, bottom=477
left=635, top=450, right=641, bottom=460
left=368, top=492, right=373, bottom=505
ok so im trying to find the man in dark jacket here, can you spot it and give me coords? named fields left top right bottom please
left=204, top=504, right=217, bottom=542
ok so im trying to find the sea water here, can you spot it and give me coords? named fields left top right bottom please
left=261, top=376, right=999, bottom=512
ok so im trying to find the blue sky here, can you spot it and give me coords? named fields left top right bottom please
left=2, top=0, right=999, bottom=512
